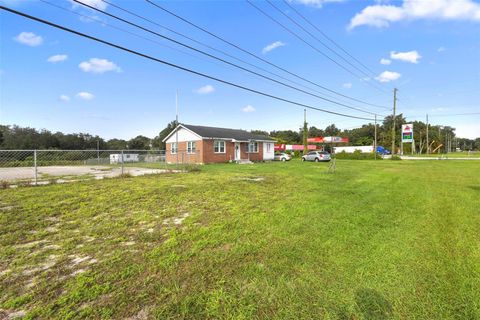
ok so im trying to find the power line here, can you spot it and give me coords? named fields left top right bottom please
left=144, top=0, right=390, bottom=110
left=246, top=0, right=390, bottom=96
left=281, top=0, right=377, bottom=77
left=39, top=0, right=231, bottom=71
left=0, top=5, right=378, bottom=121
left=99, top=0, right=384, bottom=114
left=72, top=0, right=382, bottom=117
left=266, top=0, right=372, bottom=80
left=100, top=0, right=352, bottom=105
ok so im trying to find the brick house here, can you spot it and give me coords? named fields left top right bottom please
left=163, top=124, right=275, bottom=164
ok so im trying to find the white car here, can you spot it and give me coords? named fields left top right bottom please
left=274, top=152, right=292, bottom=162
left=302, top=151, right=331, bottom=162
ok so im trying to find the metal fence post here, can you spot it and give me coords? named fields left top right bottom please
left=34, top=150, right=38, bottom=185
left=121, top=150, right=124, bottom=176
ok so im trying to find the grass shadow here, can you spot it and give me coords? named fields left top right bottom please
left=355, top=288, right=392, bottom=320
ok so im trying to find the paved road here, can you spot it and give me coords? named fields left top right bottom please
left=400, top=156, right=480, bottom=160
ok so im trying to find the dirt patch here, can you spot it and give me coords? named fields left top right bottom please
left=15, top=240, right=49, bottom=249
left=125, top=307, right=151, bottom=320
left=0, top=309, right=27, bottom=319
left=238, top=176, right=265, bottom=182
left=163, top=212, right=190, bottom=226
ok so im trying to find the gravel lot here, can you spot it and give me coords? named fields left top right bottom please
left=0, top=165, right=171, bottom=182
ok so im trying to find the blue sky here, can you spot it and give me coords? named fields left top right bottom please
left=0, top=0, right=479, bottom=139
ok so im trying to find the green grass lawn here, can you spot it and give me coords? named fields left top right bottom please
left=1, top=160, right=479, bottom=319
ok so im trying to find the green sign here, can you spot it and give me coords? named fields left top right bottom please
left=403, top=132, right=413, bottom=140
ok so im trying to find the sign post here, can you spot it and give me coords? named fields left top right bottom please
left=401, top=124, right=414, bottom=155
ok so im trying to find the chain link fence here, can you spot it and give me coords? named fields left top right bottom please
left=0, top=149, right=200, bottom=186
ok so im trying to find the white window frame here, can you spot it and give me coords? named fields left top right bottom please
left=214, top=140, right=226, bottom=153
left=187, top=141, right=196, bottom=154
left=266, top=142, right=271, bottom=152
left=248, top=141, right=259, bottom=153
left=170, top=142, right=178, bottom=154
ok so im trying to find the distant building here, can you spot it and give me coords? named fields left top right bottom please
left=163, top=124, right=275, bottom=164
left=109, top=153, right=139, bottom=164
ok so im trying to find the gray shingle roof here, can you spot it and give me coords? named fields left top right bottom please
left=182, top=124, right=274, bottom=141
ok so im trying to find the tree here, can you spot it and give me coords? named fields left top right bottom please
left=128, top=135, right=151, bottom=150
left=106, top=139, right=128, bottom=150
left=308, top=126, right=324, bottom=138
left=269, top=130, right=301, bottom=144
left=152, top=120, right=178, bottom=150
left=324, top=124, right=340, bottom=136
left=380, top=114, right=406, bottom=152
left=250, top=130, right=269, bottom=136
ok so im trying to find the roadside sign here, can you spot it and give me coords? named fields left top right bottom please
left=402, top=124, right=414, bottom=143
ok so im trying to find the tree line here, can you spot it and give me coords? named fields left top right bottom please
left=1, top=117, right=479, bottom=152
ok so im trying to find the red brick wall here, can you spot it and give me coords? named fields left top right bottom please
left=241, top=141, right=263, bottom=162
left=166, top=140, right=265, bottom=163
left=165, top=140, right=202, bottom=164
left=203, top=140, right=235, bottom=163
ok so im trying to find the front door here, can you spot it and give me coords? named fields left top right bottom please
left=235, top=142, right=241, bottom=160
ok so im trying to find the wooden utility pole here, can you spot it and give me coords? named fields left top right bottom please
left=391, top=88, right=398, bottom=155
left=426, top=113, right=429, bottom=154
left=303, top=109, right=308, bottom=155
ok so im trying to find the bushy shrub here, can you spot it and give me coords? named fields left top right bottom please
left=334, top=150, right=381, bottom=160
left=390, top=155, right=402, bottom=161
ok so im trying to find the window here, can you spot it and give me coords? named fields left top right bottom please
left=170, top=142, right=178, bottom=154
left=214, top=140, right=225, bottom=153
left=266, top=143, right=271, bottom=152
left=248, top=141, right=258, bottom=153
left=187, top=141, right=196, bottom=154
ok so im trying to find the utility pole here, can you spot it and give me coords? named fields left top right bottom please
left=426, top=114, right=429, bottom=154
left=391, top=88, right=398, bottom=155
left=176, top=90, right=179, bottom=165
left=303, top=109, right=308, bottom=155
left=374, top=114, right=377, bottom=160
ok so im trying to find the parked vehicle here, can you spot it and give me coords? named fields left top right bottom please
left=302, top=151, right=331, bottom=162
left=376, top=146, right=391, bottom=155
left=274, top=152, right=292, bottom=162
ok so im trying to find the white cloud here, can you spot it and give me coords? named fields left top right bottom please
left=292, top=0, right=345, bottom=8
left=375, top=70, right=401, bottom=82
left=47, top=54, right=68, bottom=63
left=349, top=0, right=480, bottom=29
left=390, top=50, right=422, bottom=63
left=71, top=0, right=107, bottom=10
left=437, top=46, right=446, bottom=52
left=76, top=92, right=95, bottom=100
left=195, top=85, right=215, bottom=95
left=380, top=58, right=391, bottom=65
left=79, top=58, right=121, bottom=74
left=60, top=94, right=71, bottom=102
left=242, top=105, right=256, bottom=113
left=342, top=82, right=352, bottom=89
left=262, top=41, right=286, bottom=54
left=14, top=32, right=43, bottom=46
